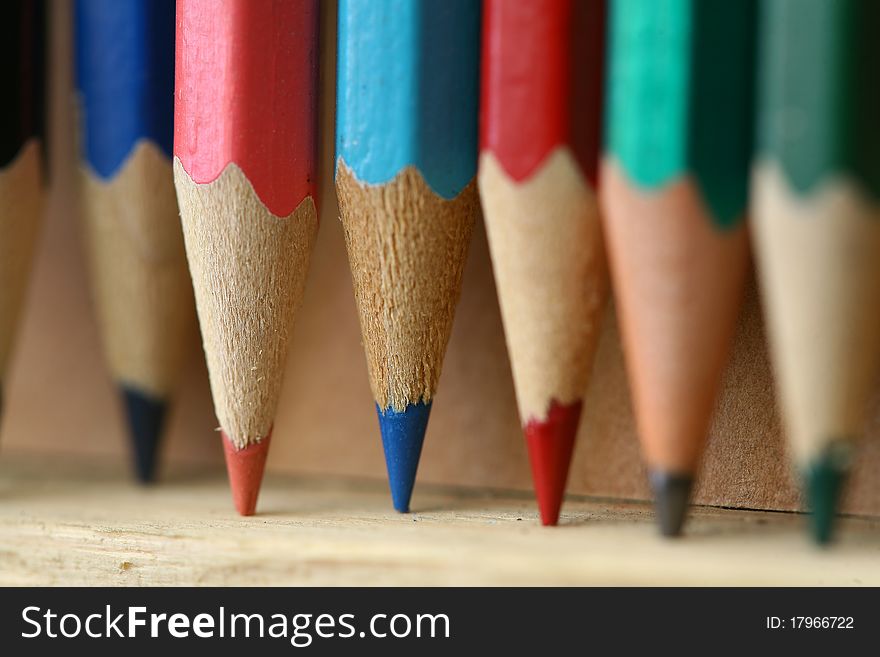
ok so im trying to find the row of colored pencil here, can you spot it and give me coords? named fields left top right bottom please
left=1, top=0, right=877, bottom=546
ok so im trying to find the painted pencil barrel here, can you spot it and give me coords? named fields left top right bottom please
left=336, top=0, right=479, bottom=199
left=605, top=0, right=755, bottom=226
left=75, top=0, right=174, bottom=179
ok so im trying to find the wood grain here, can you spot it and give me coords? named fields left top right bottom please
left=753, top=163, right=880, bottom=468
left=601, top=161, right=750, bottom=473
left=336, top=161, right=476, bottom=412
left=480, top=149, right=606, bottom=422
left=0, top=456, right=877, bottom=586
left=174, top=160, right=318, bottom=448
left=81, top=142, right=192, bottom=397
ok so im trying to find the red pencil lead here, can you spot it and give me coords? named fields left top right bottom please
left=524, top=400, right=582, bottom=526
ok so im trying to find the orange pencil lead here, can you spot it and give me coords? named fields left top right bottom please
left=222, top=432, right=271, bottom=517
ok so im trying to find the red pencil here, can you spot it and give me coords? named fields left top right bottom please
left=479, top=0, right=607, bottom=525
left=173, top=0, right=319, bottom=515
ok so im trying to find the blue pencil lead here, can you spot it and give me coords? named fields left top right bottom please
left=121, top=386, right=167, bottom=484
left=377, top=401, right=432, bottom=513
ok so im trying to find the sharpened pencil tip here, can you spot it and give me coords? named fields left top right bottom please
left=524, top=400, right=582, bottom=526
left=805, top=443, right=851, bottom=546
left=121, top=387, right=168, bottom=484
left=222, top=431, right=271, bottom=516
left=649, top=470, right=694, bottom=537
left=377, top=401, right=432, bottom=513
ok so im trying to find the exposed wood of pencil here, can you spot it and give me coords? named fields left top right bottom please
left=480, top=149, right=605, bottom=422
left=752, top=163, right=880, bottom=467
left=174, top=160, right=318, bottom=449
left=0, top=455, right=878, bottom=586
left=0, top=141, right=42, bottom=382
left=336, top=160, right=476, bottom=412
left=600, top=160, right=750, bottom=474
left=81, top=142, right=192, bottom=398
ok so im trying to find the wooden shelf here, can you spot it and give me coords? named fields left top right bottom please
left=0, top=454, right=877, bottom=586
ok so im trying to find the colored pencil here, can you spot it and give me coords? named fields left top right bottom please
left=0, top=0, right=45, bottom=422
left=336, top=0, right=480, bottom=513
left=75, top=0, right=192, bottom=482
left=174, top=0, right=319, bottom=515
left=601, top=0, right=755, bottom=535
left=479, top=0, right=607, bottom=526
left=752, top=0, right=880, bottom=544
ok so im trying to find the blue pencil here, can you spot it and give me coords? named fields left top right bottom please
left=75, top=0, right=192, bottom=482
left=335, top=0, right=481, bottom=512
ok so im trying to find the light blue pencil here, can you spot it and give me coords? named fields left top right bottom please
left=335, top=0, right=481, bottom=512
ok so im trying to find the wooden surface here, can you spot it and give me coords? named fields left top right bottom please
left=0, top=455, right=877, bottom=586
left=1, top=1, right=879, bottom=516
